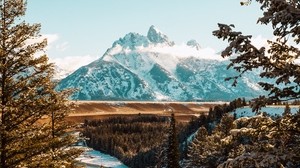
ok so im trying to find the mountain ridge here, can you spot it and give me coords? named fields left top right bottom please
left=57, top=26, right=263, bottom=101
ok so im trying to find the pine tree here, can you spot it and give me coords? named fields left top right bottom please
left=184, top=115, right=235, bottom=168
left=213, top=0, right=300, bottom=111
left=283, top=103, right=291, bottom=116
left=211, top=1, right=300, bottom=166
left=186, top=126, right=208, bottom=167
left=0, top=0, right=81, bottom=167
left=166, top=113, right=180, bottom=168
left=242, top=98, right=247, bottom=106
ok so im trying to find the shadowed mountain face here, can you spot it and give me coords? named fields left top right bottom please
left=57, top=26, right=263, bottom=101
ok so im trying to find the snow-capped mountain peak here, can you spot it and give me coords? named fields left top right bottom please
left=147, top=25, right=175, bottom=46
left=54, top=65, right=72, bottom=80
left=187, top=39, right=201, bottom=50
left=57, top=26, right=264, bottom=101
left=112, top=32, right=150, bottom=50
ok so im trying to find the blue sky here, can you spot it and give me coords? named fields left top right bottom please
left=25, top=0, right=273, bottom=71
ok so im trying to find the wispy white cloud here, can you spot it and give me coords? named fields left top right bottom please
left=44, top=34, right=60, bottom=51
left=251, top=35, right=269, bottom=49
left=56, top=41, right=69, bottom=51
left=139, top=43, right=224, bottom=61
left=25, top=34, right=59, bottom=51
left=251, top=35, right=300, bottom=64
left=25, top=34, right=98, bottom=76
left=43, top=34, right=59, bottom=45
left=50, top=55, right=99, bottom=73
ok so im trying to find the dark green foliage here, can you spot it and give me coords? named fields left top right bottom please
left=185, top=126, right=208, bottom=167
left=283, top=103, right=292, bottom=116
left=206, top=98, right=246, bottom=132
left=166, top=113, right=180, bottom=168
left=185, top=112, right=300, bottom=167
left=0, top=0, right=81, bottom=167
left=82, top=115, right=172, bottom=168
left=291, top=100, right=300, bottom=105
left=291, top=99, right=300, bottom=105
left=82, top=99, right=246, bottom=167
left=213, top=0, right=300, bottom=111
left=183, top=1, right=300, bottom=167
left=181, top=98, right=245, bottom=136
left=178, top=98, right=246, bottom=162
left=185, top=115, right=236, bottom=167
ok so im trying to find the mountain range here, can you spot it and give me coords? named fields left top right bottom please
left=56, top=26, right=263, bottom=101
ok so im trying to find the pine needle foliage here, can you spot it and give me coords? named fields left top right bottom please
left=0, top=0, right=81, bottom=167
left=166, top=113, right=180, bottom=168
left=213, top=0, right=300, bottom=111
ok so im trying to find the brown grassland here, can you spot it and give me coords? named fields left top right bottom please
left=65, top=101, right=223, bottom=123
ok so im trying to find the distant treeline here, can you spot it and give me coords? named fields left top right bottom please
left=258, top=99, right=300, bottom=106
left=82, top=98, right=247, bottom=167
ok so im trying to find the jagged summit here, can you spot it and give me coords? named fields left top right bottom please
left=187, top=39, right=201, bottom=50
left=112, top=32, right=150, bottom=50
left=57, top=26, right=264, bottom=101
left=147, top=25, right=175, bottom=46
left=109, top=26, right=174, bottom=50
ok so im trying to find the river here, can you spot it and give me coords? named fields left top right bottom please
left=76, top=147, right=128, bottom=168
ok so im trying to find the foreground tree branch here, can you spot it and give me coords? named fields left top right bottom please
left=213, top=0, right=300, bottom=111
left=0, top=0, right=82, bottom=167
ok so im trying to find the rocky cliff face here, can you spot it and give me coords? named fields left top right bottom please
left=57, top=26, right=263, bottom=101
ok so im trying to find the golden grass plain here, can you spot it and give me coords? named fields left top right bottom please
left=66, top=101, right=223, bottom=123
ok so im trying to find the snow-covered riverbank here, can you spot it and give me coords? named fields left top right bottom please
left=76, top=148, right=128, bottom=168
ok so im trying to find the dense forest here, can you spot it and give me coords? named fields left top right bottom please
left=82, top=99, right=246, bottom=167
left=83, top=98, right=300, bottom=167
left=185, top=110, right=300, bottom=167
left=82, top=115, right=186, bottom=167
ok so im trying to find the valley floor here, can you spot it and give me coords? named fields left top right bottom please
left=66, top=101, right=222, bottom=123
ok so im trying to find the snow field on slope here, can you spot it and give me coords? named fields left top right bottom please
left=76, top=149, right=128, bottom=168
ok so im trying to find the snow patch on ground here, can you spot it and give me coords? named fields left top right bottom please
left=186, top=130, right=198, bottom=143
left=232, top=106, right=299, bottom=118
left=76, top=148, right=128, bottom=168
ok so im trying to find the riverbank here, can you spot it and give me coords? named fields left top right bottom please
left=76, top=148, right=128, bottom=168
